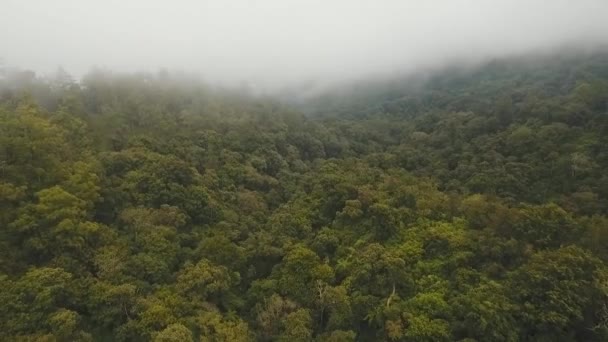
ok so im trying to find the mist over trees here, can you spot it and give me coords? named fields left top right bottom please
left=4, top=0, right=608, bottom=88
left=0, top=48, right=607, bottom=341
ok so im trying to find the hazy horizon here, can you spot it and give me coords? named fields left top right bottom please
left=3, top=0, right=608, bottom=90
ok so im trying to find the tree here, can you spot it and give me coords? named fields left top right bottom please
left=275, top=245, right=334, bottom=304
left=153, top=323, right=193, bottom=342
left=509, top=246, right=606, bottom=340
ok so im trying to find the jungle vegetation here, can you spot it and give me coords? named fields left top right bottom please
left=1, top=51, right=608, bottom=341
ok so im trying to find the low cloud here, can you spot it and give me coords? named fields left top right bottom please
left=2, top=0, right=607, bottom=90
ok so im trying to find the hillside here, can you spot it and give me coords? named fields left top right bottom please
left=1, top=51, right=608, bottom=341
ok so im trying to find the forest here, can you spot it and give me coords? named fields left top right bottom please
left=1, top=50, right=608, bottom=341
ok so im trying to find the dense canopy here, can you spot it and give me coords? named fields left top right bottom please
left=1, top=51, right=608, bottom=341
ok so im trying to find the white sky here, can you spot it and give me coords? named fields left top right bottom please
left=2, top=0, right=608, bottom=88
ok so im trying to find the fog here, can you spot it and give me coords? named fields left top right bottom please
left=2, top=0, right=608, bottom=90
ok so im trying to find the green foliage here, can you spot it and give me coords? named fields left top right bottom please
left=153, top=323, right=193, bottom=342
left=509, top=246, right=606, bottom=340
left=1, top=52, right=608, bottom=340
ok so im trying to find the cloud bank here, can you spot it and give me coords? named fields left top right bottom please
left=2, top=0, right=608, bottom=89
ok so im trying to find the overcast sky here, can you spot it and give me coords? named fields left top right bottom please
left=2, top=0, right=608, bottom=88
